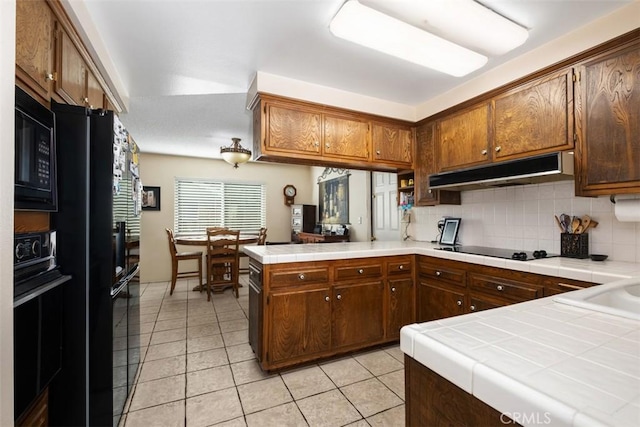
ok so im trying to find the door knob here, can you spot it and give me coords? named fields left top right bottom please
left=337, top=294, right=342, bottom=300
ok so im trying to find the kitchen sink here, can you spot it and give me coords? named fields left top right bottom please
left=554, top=277, right=640, bottom=320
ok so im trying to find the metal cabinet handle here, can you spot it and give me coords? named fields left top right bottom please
left=495, top=146, right=501, bottom=152
left=358, top=269, right=364, bottom=274
left=45, top=72, right=55, bottom=81
left=428, top=189, right=432, bottom=194
left=376, top=150, right=381, bottom=155
left=497, top=285, right=504, bottom=291
left=391, top=287, right=396, bottom=292
left=481, top=149, right=488, bottom=155
left=298, top=273, right=305, bottom=280
left=325, top=296, right=330, bottom=302
left=337, top=294, right=342, bottom=300
left=457, top=300, right=462, bottom=306
left=325, top=143, right=330, bottom=148
left=436, top=271, right=441, bottom=276
left=399, top=265, right=404, bottom=270
left=470, top=305, right=476, bottom=311
left=83, top=97, right=89, bottom=103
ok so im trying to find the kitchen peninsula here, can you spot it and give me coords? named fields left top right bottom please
left=243, top=241, right=640, bottom=371
left=245, top=242, right=640, bottom=426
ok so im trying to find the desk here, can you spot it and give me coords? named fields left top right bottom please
left=176, top=235, right=258, bottom=292
left=297, top=232, right=349, bottom=244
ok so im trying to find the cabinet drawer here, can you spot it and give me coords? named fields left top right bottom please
left=335, top=263, right=382, bottom=281
left=469, top=274, right=542, bottom=301
left=387, top=257, right=413, bottom=275
left=543, top=277, right=596, bottom=296
left=269, top=267, right=329, bottom=288
left=418, top=263, right=466, bottom=287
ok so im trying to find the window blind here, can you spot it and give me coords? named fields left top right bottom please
left=174, top=178, right=265, bottom=236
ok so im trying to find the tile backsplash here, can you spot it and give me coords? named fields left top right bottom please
left=409, top=181, right=640, bottom=263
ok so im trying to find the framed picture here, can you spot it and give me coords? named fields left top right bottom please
left=142, top=186, right=161, bottom=211
left=439, top=217, right=461, bottom=245
left=318, top=174, right=349, bottom=224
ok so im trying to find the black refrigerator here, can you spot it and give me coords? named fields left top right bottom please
left=50, top=102, right=142, bottom=427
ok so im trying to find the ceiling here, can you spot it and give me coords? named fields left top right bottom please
left=79, top=0, right=633, bottom=161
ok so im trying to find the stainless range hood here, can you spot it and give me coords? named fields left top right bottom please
left=429, top=152, right=574, bottom=191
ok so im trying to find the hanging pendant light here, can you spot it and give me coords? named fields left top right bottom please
left=220, top=137, right=251, bottom=168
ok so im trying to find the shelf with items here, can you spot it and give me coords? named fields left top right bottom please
left=397, top=170, right=415, bottom=207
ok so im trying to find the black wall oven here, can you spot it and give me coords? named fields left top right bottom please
left=15, top=86, right=57, bottom=211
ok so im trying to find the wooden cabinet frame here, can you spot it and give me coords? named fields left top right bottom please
left=252, top=94, right=414, bottom=171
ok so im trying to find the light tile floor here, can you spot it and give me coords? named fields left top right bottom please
left=121, top=275, right=406, bottom=427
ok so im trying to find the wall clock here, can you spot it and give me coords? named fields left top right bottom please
left=283, top=184, right=297, bottom=206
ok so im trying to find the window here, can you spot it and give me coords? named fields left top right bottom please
left=174, top=178, right=266, bottom=236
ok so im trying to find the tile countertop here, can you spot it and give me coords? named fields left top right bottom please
left=400, top=279, right=640, bottom=427
left=243, top=241, right=640, bottom=284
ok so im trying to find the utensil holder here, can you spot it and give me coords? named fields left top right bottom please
left=560, top=233, right=589, bottom=258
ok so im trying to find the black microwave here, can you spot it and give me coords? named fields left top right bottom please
left=15, top=86, right=57, bottom=211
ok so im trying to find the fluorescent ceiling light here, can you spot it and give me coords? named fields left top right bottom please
left=330, top=0, right=488, bottom=77
left=368, top=0, right=529, bottom=56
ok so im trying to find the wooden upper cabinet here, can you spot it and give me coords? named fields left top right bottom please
left=86, top=70, right=105, bottom=110
left=437, top=103, right=491, bottom=171
left=372, top=123, right=413, bottom=167
left=266, top=103, right=322, bottom=155
left=55, top=26, right=86, bottom=106
left=414, top=121, right=460, bottom=206
left=15, top=0, right=56, bottom=100
left=575, top=38, right=640, bottom=196
left=323, top=113, right=370, bottom=161
left=493, top=69, right=574, bottom=160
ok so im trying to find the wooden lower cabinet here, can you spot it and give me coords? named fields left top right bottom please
left=267, top=285, right=332, bottom=365
left=387, top=277, right=414, bottom=340
left=405, top=355, right=521, bottom=426
left=256, top=256, right=414, bottom=371
left=332, top=280, right=384, bottom=348
left=418, top=281, right=466, bottom=322
left=253, top=254, right=598, bottom=371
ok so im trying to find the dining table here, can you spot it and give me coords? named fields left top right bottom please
left=175, top=234, right=258, bottom=292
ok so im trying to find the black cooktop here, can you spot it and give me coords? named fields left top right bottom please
left=435, top=245, right=559, bottom=261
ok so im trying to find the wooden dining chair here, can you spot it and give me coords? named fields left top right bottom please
left=239, top=227, right=267, bottom=273
left=206, top=228, right=240, bottom=300
left=166, top=228, right=203, bottom=296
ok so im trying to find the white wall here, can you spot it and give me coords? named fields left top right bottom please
left=410, top=181, right=640, bottom=263
left=139, top=153, right=315, bottom=282
left=0, top=1, right=15, bottom=423
left=310, top=167, right=371, bottom=242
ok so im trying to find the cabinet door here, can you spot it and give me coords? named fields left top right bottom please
left=15, top=0, right=55, bottom=100
left=372, top=123, right=413, bottom=166
left=469, top=293, right=504, bottom=313
left=416, top=280, right=465, bottom=323
left=332, top=281, right=384, bottom=348
left=268, top=287, right=331, bottom=364
left=86, top=70, right=105, bottom=109
left=266, top=104, right=321, bottom=154
left=387, top=277, right=414, bottom=340
left=55, top=26, right=86, bottom=106
left=575, top=40, right=640, bottom=196
left=437, top=103, right=490, bottom=171
left=323, top=114, right=370, bottom=161
left=493, top=69, right=574, bottom=160
left=414, top=122, right=460, bottom=206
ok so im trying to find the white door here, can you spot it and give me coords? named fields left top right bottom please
left=371, top=172, right=399, bottom=241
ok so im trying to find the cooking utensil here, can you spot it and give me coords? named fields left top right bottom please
left=571, top=216, right=581, bottom=234
left=559, top=214, right=571, bottom=233
left=580, top=215, right=592, bottom=232
left=554, top=215, right=565, bottom=232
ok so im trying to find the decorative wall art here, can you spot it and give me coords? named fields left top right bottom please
left=318, top=174, right=349, bottom=224
left=142, top=186, right=161, bottom=211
